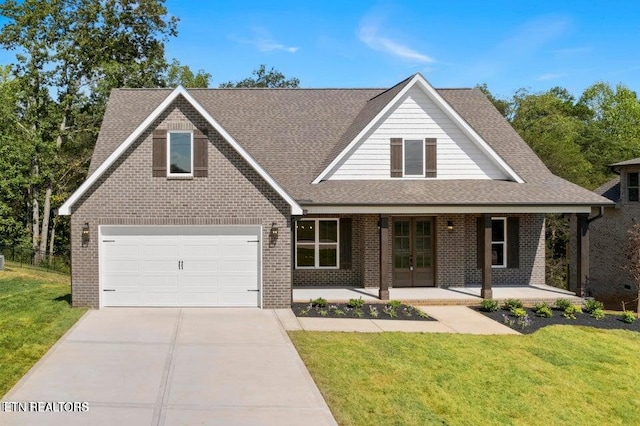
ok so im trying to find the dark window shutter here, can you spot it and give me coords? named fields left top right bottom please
left=507, top=217, right=520, bottom=268
left=476, top=217, right=484, bottom=269
left=193, top=129, right=209, bottom=177
left=390, top=138, right=403, bottom=177
left=152, top=129, right=167, bottom=177
left=340, top=218, right=352, bottom=269
left=425, top=138, right=437, bottom=178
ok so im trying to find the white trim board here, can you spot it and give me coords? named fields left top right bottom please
left=313, top=73, right=524, bottom=184
left=303, top=205, right=596, bottom=214
left=59, top=86, right=303, bottom=216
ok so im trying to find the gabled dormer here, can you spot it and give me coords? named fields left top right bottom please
left=314, top=74, right=523, bottom=183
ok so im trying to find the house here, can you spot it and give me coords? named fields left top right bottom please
left=583, top=158, right=640, bottom=307
left=58, top=74, right=611, bottom=309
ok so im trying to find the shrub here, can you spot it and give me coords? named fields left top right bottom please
left=555, top=298, right=572, bottom=310
left=563, top=305, right=582, bottom=319
left=480, top=299, right=499, bottom=312
left=532, top=302, right=550, bottom=313
left=504, top=299, right=523, bottom=311
left=502, top=313, right=515, bottom=327
left=511, top=307, right=527, bottom=318
left=368, top=305, right=379, bottom=318
left=536, top=306, right=553, bottom=318
left=416, top=309, right=430, bottom=319
left=517, top=314, right=532, bottom=330
left=311, top=297, right=328, bottom=308
left=383, top=305, right=397, bottom=318
left=353, top=308, right=364, bottom=318
left=347, top=297, right=365, bottom=309
left=621, top=310, right=637, bottom=324
left=583, top=299, right=605, bottom=313
left=387, top=300, right=403, bottom=309
left=319, top=309, right=328, bottom=317
left=591, top=308, right=605, bottom=320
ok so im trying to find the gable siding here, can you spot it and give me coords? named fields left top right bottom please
left=327, top=86, right=507, bottom=180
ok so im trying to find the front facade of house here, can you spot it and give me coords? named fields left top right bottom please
left=60, top=74, right=610, bottom=309
left=585, top=159, right=640, bottom=307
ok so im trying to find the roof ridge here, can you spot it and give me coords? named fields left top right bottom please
left=367, top=75, right=414, bottom=101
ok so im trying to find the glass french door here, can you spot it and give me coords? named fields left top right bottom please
left=392, top=217, right=434, bottom=287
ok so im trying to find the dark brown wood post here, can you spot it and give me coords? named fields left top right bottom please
left=576, top=213, right=589, bottom=297
left=379, top=215, right=389, bottom=300
left=481, top=213, right=493, bottom=299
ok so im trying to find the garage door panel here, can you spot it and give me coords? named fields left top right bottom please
left=101, top=226, right=260, bottom=307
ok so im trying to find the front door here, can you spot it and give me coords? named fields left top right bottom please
left=392, top=217, right=435, bottom=287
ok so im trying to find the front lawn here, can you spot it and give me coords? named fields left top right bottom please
left=0, top=263, right=86, bottom=397
left=290, top=327, right=640, bottom=425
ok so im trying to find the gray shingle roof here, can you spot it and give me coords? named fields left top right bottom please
left=594, top=177, right=621, bottom=202
left=89, top=79, right=612, bottom=207
left=610, top=157, right=640, bottom=167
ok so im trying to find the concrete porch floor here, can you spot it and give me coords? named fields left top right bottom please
left=293, top=284, right=582, bottom=306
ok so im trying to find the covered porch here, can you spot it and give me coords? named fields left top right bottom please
left=293, top=284, right=582, bottom=306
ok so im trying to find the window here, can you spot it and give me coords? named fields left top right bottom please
left=168, top=131, right=193, bottom=176
left=296, top=219, right=339, bottom=268
left=629, top=172, right=639, bottom=202
left=491, top=218, right=506, bottom=268
left=403, top=139, right=424, bottom=177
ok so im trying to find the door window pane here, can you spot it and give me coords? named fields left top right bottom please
left=404, top=140, right=424, bottom=176
left=169, top=132, right=192, bottom=174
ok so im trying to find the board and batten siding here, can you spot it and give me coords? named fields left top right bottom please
left=327, top=85, right=507, bottom=180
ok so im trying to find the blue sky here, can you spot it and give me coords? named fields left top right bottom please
left=162, top=0, right=640, bottom=97
left=1, top=1, right=639, bottom=98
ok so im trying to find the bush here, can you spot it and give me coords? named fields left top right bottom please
left=511, top=307, right=527, bottom=318
left=532, top=302, right=550, bottom=313
left=563, top=305, right=582, bottom=320
left=584, top=299, right=605, bottom=313
left=621, top=310, right=637, bottom=324
left=504, top=299, right=523, bottom=311
left=387, top=300, right=403, bottom=309
left=555, top=299, right=572, bottom=310
left=311, top=297, right=328, bottom=308
left=591, top=308, right=605, bottom=320
left=347, top=297, right=365, bottom=309
left=536, top=306, right=553, bottom=318
left=480, top=299, right=499, bottom=312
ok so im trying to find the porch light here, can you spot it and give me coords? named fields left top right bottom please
left=447, top=221, right=454, bottom=231
left=82, top=222, right=90, bottom=247
left=270, top=222, right=279, bottom=237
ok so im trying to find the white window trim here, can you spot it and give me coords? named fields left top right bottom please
left=167, top=131, right=194, bottom=177
left=295, top=218, right=340, bottom=269
left=402, top=139, right=425, bottom=178
left=491, top=217, right=507, bottom=269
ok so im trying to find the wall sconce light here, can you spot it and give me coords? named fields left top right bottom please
left=447, top=220, right=454, bottom=232
left=270, top=222, right=279, bottom=238
left=82, top=222, right=90, bottom=247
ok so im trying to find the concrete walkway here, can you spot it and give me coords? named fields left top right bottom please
left=1, top=309, right=336, bottom=426
left=277, top=306, right=519, bottom=335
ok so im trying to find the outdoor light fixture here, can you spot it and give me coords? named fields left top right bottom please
left=81, top=222, right=90, bottom=247
left=447, top=221, right=454, bottom=231
left=270, top=222, right=279, bottom=238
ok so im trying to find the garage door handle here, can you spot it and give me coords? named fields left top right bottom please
left=103, top=289, right=116, bottom=292
left=247, top=289, right=260, bottom=292
left=247, top=240, right=260, bottom=242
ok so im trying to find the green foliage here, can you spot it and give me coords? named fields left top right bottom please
left=387, top=300, right=403, bottom=309
left=584, top=299, right=605, bottom=313
left=415, top=309, right=430, bottom=319
left=504, top=299, right=524, bottom=311
left=220, top=64, right=300, bottom=88
left=555, top=299, right=572, bottom=310
left=368, top=305, right=379, bottom=318
left=480, top=299, right=499, bottom=312
left=532, top=302, right=550, bottom=313
left=563, top=305, right=583, bottom=319
left=166, top=58, right=211, bottom=88
left=591, top=308, right=605, bottom=320
left=536, top=306, right=553, bottom=318
left=353, top=308, right=364, bottom=319
left=382, top=305, right=397, bottom=318
left=347, top=297, right=365, bottom=309
left=621, top=310, right=637, bottom=324
left=310, top=297, right=327, bottom=308
left=511, top=308, right=527, bottom=318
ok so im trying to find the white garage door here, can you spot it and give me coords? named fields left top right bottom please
left=100, top=226, right=261, bottom=307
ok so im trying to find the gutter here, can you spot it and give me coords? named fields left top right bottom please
left=588, top=206, right=605, bottom=223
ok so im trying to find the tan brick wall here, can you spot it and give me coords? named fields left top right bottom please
left=70, top=96, right=292, bottom=308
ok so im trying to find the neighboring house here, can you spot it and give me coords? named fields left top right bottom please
left=586, top=158, right=640, bottom=307
left=58, top=74, right=611, bottom=309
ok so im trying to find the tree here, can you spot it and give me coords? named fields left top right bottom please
left=624, top=223, right=640, bottom=316
left=476, top=83, right=511, bottom=118
left=166, top=59, right=211, bottom=88
left=220, top=65, right=300, bottom=88
left=0, top=0, right=178, bottom=259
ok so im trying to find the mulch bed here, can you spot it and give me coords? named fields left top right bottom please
left=292, top=302, right=436, bottom=321
left=475, top=307, right=640, bottom=334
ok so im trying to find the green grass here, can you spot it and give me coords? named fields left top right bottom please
left=0, top=263, right=86, bottom=397
left=290, top=327, right=640, bottom=425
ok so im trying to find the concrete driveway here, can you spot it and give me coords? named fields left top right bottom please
left=1, top=308, right=336, bottom=426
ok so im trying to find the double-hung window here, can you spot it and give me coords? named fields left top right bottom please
left=403, top=139, right=425, bottom=177
left=628, top=172, right=639, bottom=202
left=296, top=219, right=339, bottom=268
left=491, top=217, right=507, bottom=268
left=168, top=131, right=193, bottom=176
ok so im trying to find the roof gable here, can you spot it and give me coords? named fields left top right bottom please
left=59, top=86, right=303, bottom=215
left=313, top=74, right=524, bottom=184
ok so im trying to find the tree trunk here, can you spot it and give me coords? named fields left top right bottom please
left=39, top=183, right=52, bottom=255
left=49, top=217, right=56, bottom=257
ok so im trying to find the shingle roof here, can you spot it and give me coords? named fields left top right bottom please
left=594, top=177, right=621, bottom=202
left=89, top=79, right=612, bottom=207
left=610, top=157, right=640, bottom=167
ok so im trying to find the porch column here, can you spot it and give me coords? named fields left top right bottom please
left=574, top=213, right=589, bottom=297
left=379, top=215, right=389, bottom=300
left=481, top=213, right=493, bottom=299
